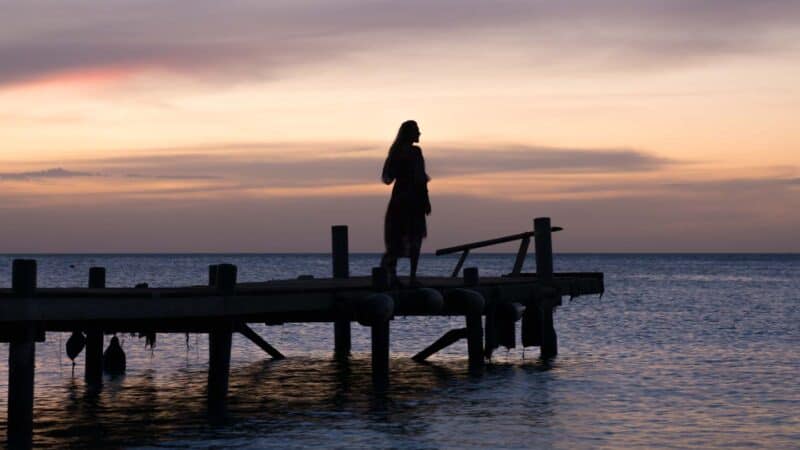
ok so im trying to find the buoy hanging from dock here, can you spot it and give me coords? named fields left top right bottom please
left=103, top=335, right=126, bottom=375
left=66, top=331, right=86, bottom=363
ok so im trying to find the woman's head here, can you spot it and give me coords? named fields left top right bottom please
left=393, top=120, right=420, bottom=148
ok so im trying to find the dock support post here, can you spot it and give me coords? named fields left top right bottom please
left=208, top=264, right=236, bottom=410
left=462, top=268, right=484, bottom=367
left=85, top=267, right=106, bottom=389
left=540, top=302, right=558, bottom=359
left=208, top=325, right=233, bottom=409
left=8, top=259, right=37, bottom=449
left=332, top=225, right=351, bottom=359
left=363, top=268, right=393, bottom=387
left=466, top=313, right=484, bottom=368
left=534, top=217, right=558, bottom=359
left=371, top=320, right=390, bottom=386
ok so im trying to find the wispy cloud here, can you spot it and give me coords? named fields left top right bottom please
left=1, top=1, right=798, bottom=87
left=0, top=167, right=96, bottom=180
left=1, top=142, right=675, bottom=191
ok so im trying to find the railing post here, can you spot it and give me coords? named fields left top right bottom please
left=332, top=225, right=349, bottom=279
left=332, top=225, right=351, bottom=359
left=534, top=217, right=553, bottom=279
left=85, top=267, right=106, bottom=389
left=8, top=259, right=37, bottom=449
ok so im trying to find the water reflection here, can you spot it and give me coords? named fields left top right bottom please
left=28, top=356, right=548, bottom=448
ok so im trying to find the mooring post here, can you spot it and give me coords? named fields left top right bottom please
left=365, top=268, right=393, bottom=386
left=208, top=264, right=236, bottom=409
left=534, top=217, right=558, bottom=359
left=85, top=267, right=106, bottom=389
left=8, top=259, right=37, bottom=449
left=332, top=225, right=351, bottom=359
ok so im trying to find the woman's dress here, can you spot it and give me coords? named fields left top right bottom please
left=382, top=145, right=430, bottom=257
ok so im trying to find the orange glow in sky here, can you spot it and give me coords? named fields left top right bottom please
left=1, top=1, right=798, bottom=252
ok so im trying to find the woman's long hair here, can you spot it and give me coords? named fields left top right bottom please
left=382, top=120, right=418, bottom=184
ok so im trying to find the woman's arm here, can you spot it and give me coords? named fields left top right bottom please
left=418, top=147, right=432, bottom=214
left=381, top=150, right=395, bottom=185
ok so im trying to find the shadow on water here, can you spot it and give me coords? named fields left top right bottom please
left=28, top=355, right=557, bottom=448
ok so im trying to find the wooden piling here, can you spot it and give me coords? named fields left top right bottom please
left=466, top=312, right=484, bottom=367
left=462, top=270, right=484, bottom=366
left=497, top=302, right=525, bottom=349
left=484, top=300, right=498, bottom=359
left=540, top=289, right=559, bottom=359
left=8, top=259, right=37, bottom=449
left=540, top=305, right=558, bottom=358
left=371, top=320, right=390, bottom=386
left=208, top=264, right=236, bottom=409
left=85, top=267, right=106, bottom=388
left=332, top=225, right=351, bottom=359
left=534, top=217, right=558, bottom=359
left=534, top=217, right=554, bottom=279
left=363, top=275, right=393, bottom=386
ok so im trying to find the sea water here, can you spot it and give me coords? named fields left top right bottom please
left=0, top=254, right=797, bottom=449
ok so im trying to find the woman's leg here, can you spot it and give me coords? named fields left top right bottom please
left=380, top=252, right=398, bottom=284
left=409, top=238, right=422, bottom=285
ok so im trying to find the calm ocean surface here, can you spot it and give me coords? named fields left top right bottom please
left=0, top=253, right=798, bottom=449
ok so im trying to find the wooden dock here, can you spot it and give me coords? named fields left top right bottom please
left=1, top=217, right=603, bottom=448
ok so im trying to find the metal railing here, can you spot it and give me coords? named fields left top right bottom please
left=435, top=219, right=562, bottom=277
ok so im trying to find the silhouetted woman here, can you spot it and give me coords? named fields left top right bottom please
left=380, top=120, right=431, bottom=286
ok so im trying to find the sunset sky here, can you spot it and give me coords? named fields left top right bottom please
left=1, top=1, right=798, bottom=252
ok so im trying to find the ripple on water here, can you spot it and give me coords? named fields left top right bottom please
left=0, top=253, right=797, bottom=449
